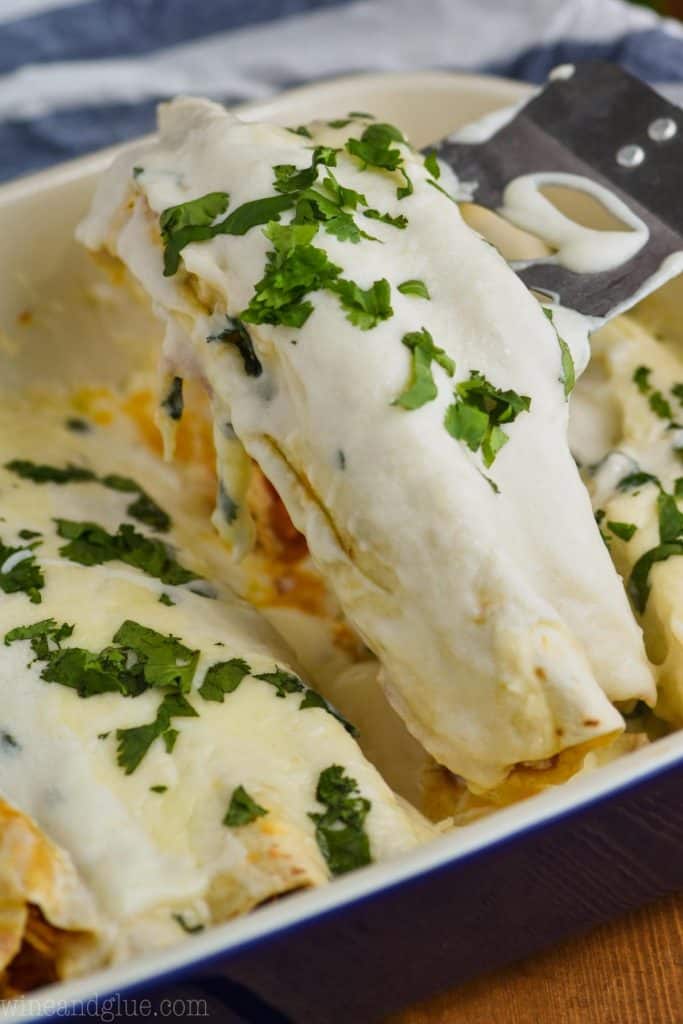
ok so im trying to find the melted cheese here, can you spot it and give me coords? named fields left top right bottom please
left=0, top=397, right=430, bottom=970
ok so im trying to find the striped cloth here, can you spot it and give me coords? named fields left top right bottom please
left=1, top=0, right=683, bottom=182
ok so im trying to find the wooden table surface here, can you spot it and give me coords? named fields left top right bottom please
left=389, top=892, right=683, bottom=1024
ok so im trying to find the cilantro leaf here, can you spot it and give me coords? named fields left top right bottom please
left=393, top=328, right=454, bottom=411
left=4, top=618, right=73, bottom=661
left=116, top=692, right=198, bottom=774
left=617, top=471, right=661, bottom=492
left=542, top=308, right=575, bottom=398
left=633, top=365, right=652, bottom=394
left=198, top=658, right=251, bottom=702
left=112, top=620, right=199, bottom=692
left=217, top=194, right=295, bottom=237
left=362, top=209, right=408, bottom=229
left=327, top=118, right=352, bottom=129
left=55, top=519, right=198, bottom=586
left=445, top=371, right=531, bottom=468
left=241, top=224, right=341, bottom=328
left=629, top=542, right=683, bottom=613
left=160, top=192, right=231, bottom=276
left=329, top=277, right=393, bottom=330
left=649, top=390, right=673, bottom=421
left=223, top=785, right=268, bottom=827
left=273, top=146, right=338, bottom=194
left=299, top=689, right=358, bottom=736
left=397, top=279, right=430, bottom=300
left=627, top=490, right=683, bottom=612
left=0, top=540, right=44, bottom=604
left=161, top=376, right=184, bottom=422
left=159, top=593, right=175, bottom=606
left=5, top=460, right=96, bottom=484
left=6, top=461, right=170, bottom=533
left=286, top=125, right=312, bottom=139
left=423, top=150, right=441, bottom=179
left=672, top=383, right=683, bottom=406
left=345, top=122, right=413, bottom=199
left=254, top=667, right=305, bottom=698
left=309, top=765, right=372, bottom=876
left=207, top=317, right=263, bottom=377
left=607, top=521, right=638, bottom=542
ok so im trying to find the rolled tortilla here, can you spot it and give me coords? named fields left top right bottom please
left=0, top=395, right=429, bottom=978
left=78, top=98, right=655, bottom=788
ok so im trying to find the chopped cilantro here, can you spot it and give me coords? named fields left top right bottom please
left=55, top=519, right=198, bottom=586
left=542, top=308, right=575, bottom=398
left=423, top=150, right=441, bottom=179
left=299, top=689, right=358, bottom=736
left=675, top=478, right=683, bottom=499
left=362, top=208, right=408, bottom=229
left=286, top=125, right=312, bottom=139
left=198, top=658, right=251, bottom=702
left=445, top=371, right=531, bottom=468
left=649, top=390, right=673, bottom=421
left=672, top=383, right=683, bottom=406
left=116, top=691, right=198, bottom=775
left=161, top=376, right=184, bottom=422
left=5, top=462, right=170, bottom=533
left=160, top=192, right=231, bottom=276
left=5, top=460, right=96, bottom=484
left=217, top=194, right=295, bottom=237
left=607, top=521, right=638, bottom=542
left=345, top=122, right=413, bottom=199
left=223, top=785, right=268, bottom=827
left=159, top=593, right=175, bottom=606
left=207, top=317, right=263, bottom=377
left=273, top=146, right=338, bottom=194
left=4, top=618, right=73, bottom=661
left=173, top=913, right=205, bottom=934
left=633, top=365, right=652, bottom=394
left=426, top=178, right=456, bottom=203
left=348, top=111, right=374, bottom=119
left=241, top=222, right=341, bottom=328
left=0, top=540, right=44, bottom=604
left=617, top=471, right=661, bottom=492
left=309, top=765, right=372, bottom=876
left=628, top=491, right=683, bottom=612
left=393, top=328, right=454, bottom=411
left=327, top=118, right=352, bottom=129
left=397, top=279, right=430, bottom=300
left=150, top=785, right=168, bottom=793
left=18, top=529, right=41, bottom=540
left=65, top=417, right=91, bottom=433
left=320, top=171, right=367, bottom=211
left=329, top=277, right=393, bottom=330
left=254, top=667, right=305, bottom=698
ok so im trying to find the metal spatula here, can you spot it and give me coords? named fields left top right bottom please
left=433, top=62, right=683, bottom=320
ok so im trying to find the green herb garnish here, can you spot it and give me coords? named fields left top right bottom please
left=649, top=390, right=673, bottom=421
left=329, top=277, right=392, bottom=330
left=633, top=365, right=652, bottom=394
left=607, top=521, right=638, bottom=542
left=207, top=317, right=262, bottom=376
left=362, top=209, right=408, bottom=229
left=5, top=460, right=96, bottom=484
left=198, top=658, right=251, bottom=702
left=223, top=785, right=268, bottom=827
left=445, top=371, right=531, bottom=468
left=345, top=122, right=413, bottom=199
left=309, top=765, right=372, bottom=876
left=55, top=519, right=198, bottom=586
left=397, top=279, right=430, bottom=300
left=160, top=192, right=231, bottom=276
left=542, top=308, right=575, bottom=398
left=0, top=539, right=44, bottom=604
left=423, top=151, right=441, bottom=179
left=617, top=471, right=661, bottom=492
left=117, top=691, right=198, bottom=774
left=161, top=376, right=184, bottom=422
left=628, top=491, right=683, bottom=612
left=393, top=328, right=454, bottom=411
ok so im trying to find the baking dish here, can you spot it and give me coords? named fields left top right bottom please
left=1, top=70, right=682, bottom=1024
